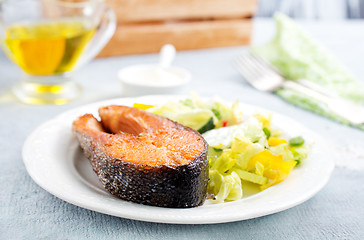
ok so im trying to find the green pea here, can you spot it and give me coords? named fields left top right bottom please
left=289, top=136, right=304, bottom=147
left=263, top=127, right=271, bottom=139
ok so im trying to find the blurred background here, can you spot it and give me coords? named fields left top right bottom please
left=257, top=0, right=364, bottom=19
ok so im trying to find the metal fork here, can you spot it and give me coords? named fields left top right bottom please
left=234, top=53, right=364, bottom=125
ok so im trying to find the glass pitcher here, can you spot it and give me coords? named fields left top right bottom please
left=0, top=0, right=116, bottom=104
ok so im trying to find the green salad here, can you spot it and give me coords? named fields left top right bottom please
left=202, top=116, right=309, bottom=203
left=147, top=92, right=243, bottom=133
left=133, top=94, right=309, bottom=203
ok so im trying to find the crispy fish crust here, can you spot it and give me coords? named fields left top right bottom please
left=72, top=105, right=209, bottom=208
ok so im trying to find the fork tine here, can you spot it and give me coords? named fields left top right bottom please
left=235, top=55, right=263, bottom=79
left=246, top=54, right=275, bottom=77
left=247, top=54, right=271, bottom=74
left=249, top=53, right=282, bottom=76
left=234, top=55, right=276, bottom=91
left=233, top=53, right=284, bottom=92
left=233, top=55, right=259, bottom=81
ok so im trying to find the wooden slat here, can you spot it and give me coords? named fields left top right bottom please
left=106, top=0, right=257, bottom=23
left=98, top=19, right=252, bottom=57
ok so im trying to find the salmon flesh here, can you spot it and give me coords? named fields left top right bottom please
left=72, top=105, right=209, bottom=208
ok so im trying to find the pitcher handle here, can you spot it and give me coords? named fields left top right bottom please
left=77, top=5, right=116, bottom=68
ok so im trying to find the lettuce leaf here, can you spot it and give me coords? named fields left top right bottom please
left=209, top=170, right=243, bottom=204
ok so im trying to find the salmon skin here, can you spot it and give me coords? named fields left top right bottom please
left=72, top=105, right=209, bottom=208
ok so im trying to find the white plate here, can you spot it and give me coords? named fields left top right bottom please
left=22, top=95, right=334, bottom=224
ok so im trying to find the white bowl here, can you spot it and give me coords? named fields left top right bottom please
left=118, top=64, right=191, bottom=96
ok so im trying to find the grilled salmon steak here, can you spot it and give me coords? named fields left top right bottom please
left=72, top=105, right=209, bottom=208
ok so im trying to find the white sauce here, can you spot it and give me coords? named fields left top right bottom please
left=122, top=65, right=188, bottom=87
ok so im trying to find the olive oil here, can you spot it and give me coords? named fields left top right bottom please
left=4, top=19, right=96, bottom=75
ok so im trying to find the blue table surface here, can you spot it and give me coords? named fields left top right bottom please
left=1, top=18, right=364, bottom=239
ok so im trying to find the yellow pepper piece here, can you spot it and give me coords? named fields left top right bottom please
left=132, top=103, right=154, bottom=110
left=247, top=150, right=297, bottom=190
left=268, top=137, right=287, bottom=146
left=261, top=160, right=297, bottom=190
left=247, top=150, right=273, bottom=171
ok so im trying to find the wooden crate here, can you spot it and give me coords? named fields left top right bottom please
left=98, top=19, right=252, bottom=57
left=106, top=0, right=257, bottom=22
left=98, top=0, right=257, bottom=57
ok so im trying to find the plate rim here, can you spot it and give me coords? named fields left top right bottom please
left=22, top=95, right=335, bottom=224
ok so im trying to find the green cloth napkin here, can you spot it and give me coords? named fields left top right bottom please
left=252, top=13, right=364, bottom=130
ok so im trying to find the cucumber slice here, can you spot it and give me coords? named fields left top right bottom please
left=198, top=117, right=215, bottom=134
left=172, top=109, right=214, bottom=132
